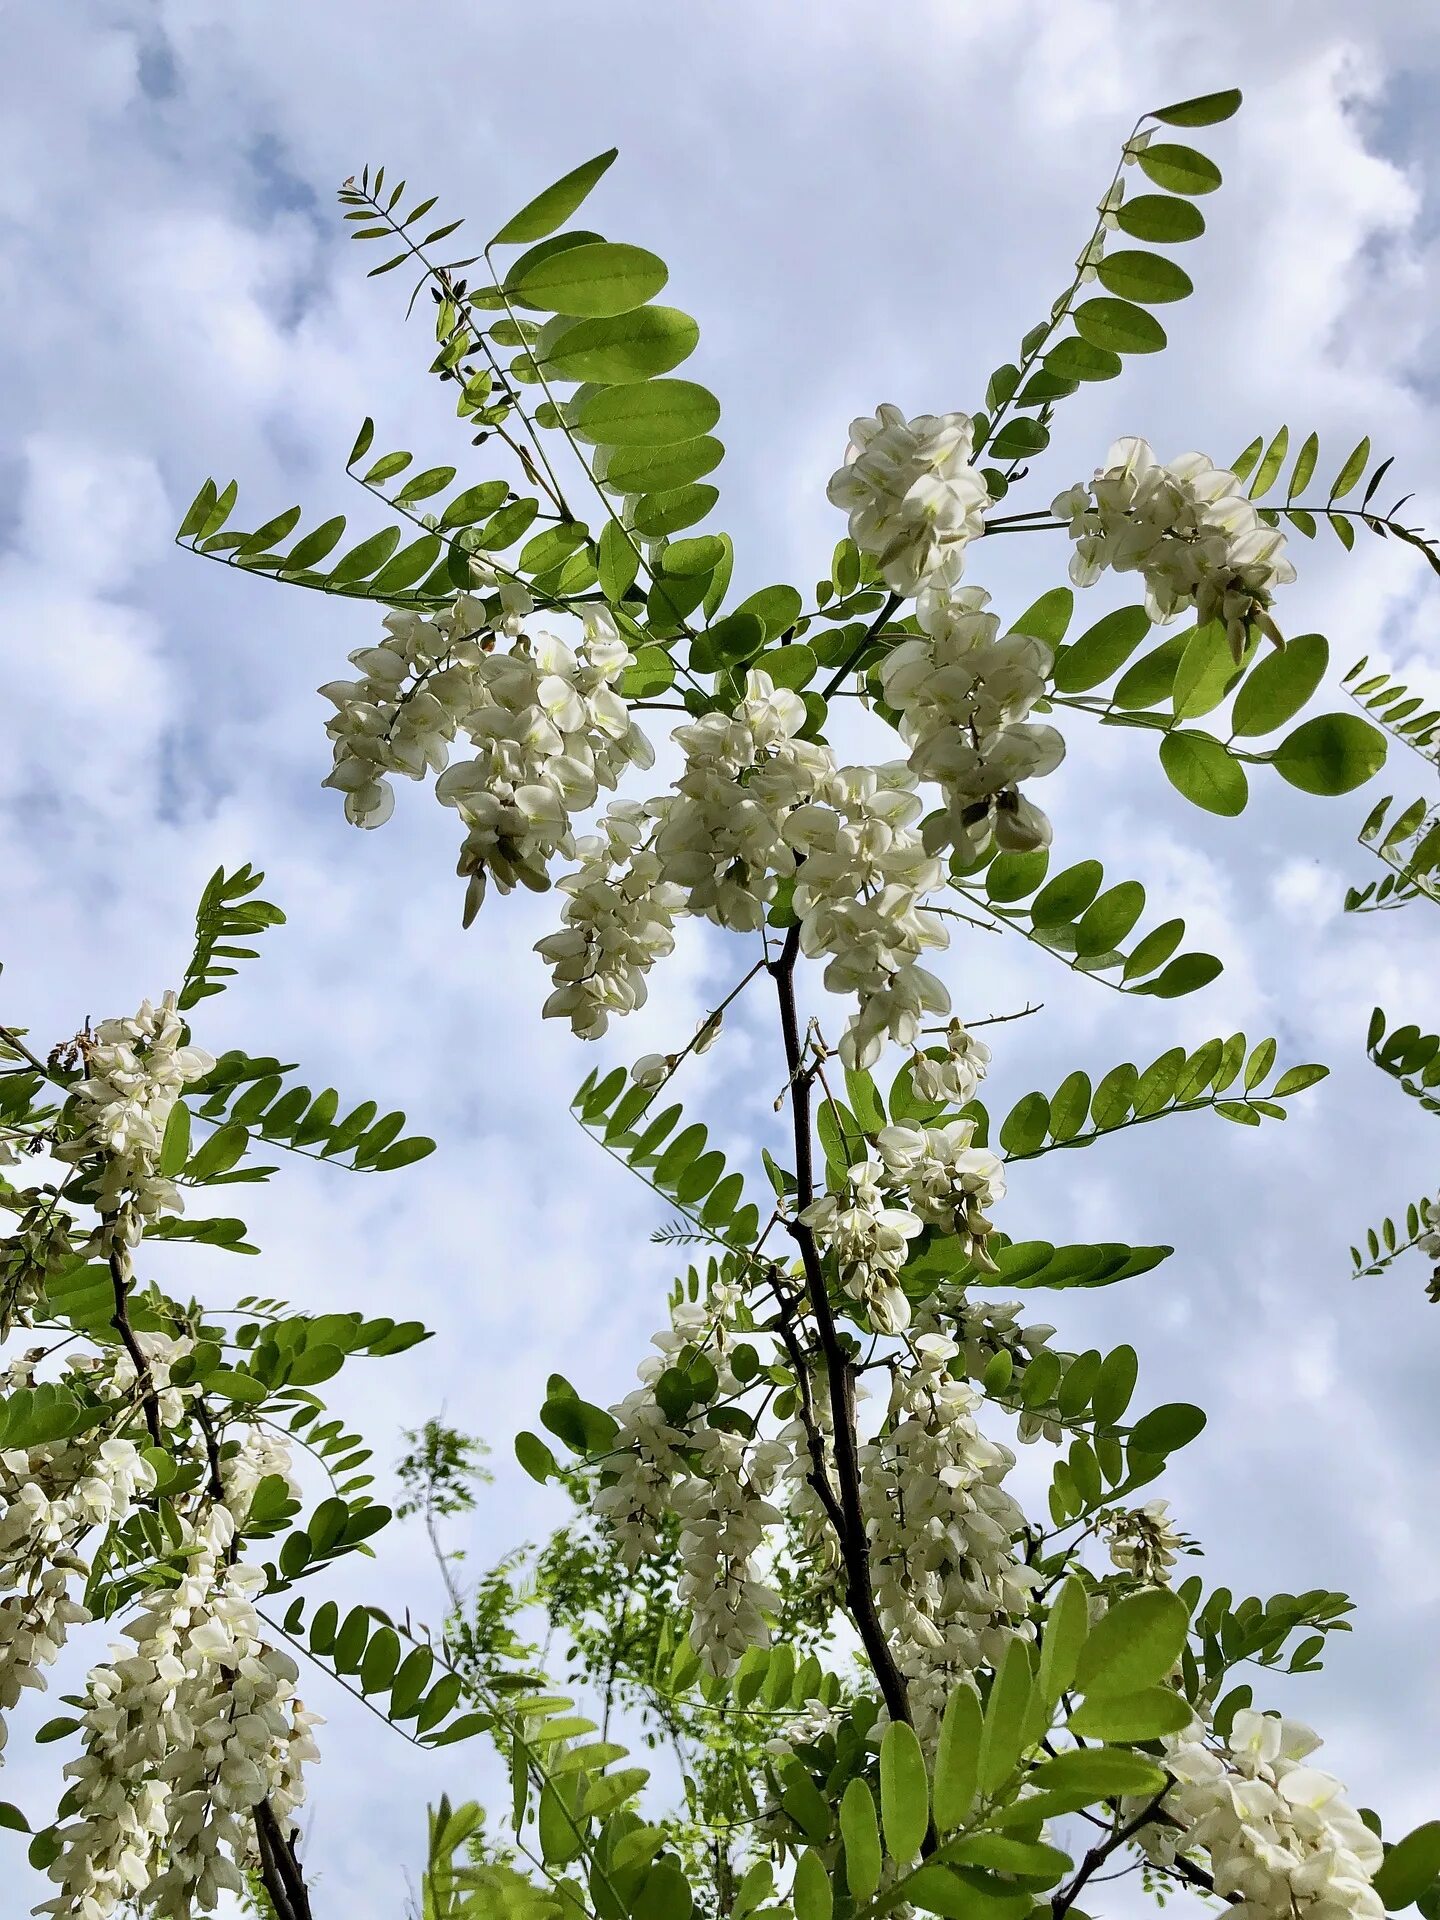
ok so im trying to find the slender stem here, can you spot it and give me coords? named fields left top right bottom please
left=1052, top=1791, right=1168, bottom=1920
left=255, top=1795, right=313, bottom=1920
left=768, top=923, right=913, bottom=1730
left=0, top=1022, right=50, bottom=1077
left=106, top=1236, right=161, bottom=1448
left=819, top=591, right=902, bottom=700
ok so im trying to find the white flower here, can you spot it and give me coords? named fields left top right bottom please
left=1139, top=1709, right=1384, bottom=1920
left=827, top=406, right=989, bottom=597
left=1053, top=438, right=1297, bottom=657
left=879, top=586, right=1063, bottom=861
left=800, top=1162, right=923, bottom=1333
left=320, top=597, right=653, bottom=917
left=909, top=1020, right=992, bottom=1107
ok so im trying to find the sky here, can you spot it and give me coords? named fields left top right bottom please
left=2, top=0, right=1440, bottom=1912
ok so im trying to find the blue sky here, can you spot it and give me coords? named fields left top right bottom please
left=3, top=2, right=1439, bottom=1912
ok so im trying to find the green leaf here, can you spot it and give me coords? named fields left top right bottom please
left=513, top=241, right=667, bottom=318
left=207, top=1368, right=268, bottom=1405
left=1172, top=619, right=1241, bottom=720
left=1038, top=1578, right=1090, bottom=1707
left=633, top=485, right=720, bottom=537
left=544, top=306, right=699, bottom=384
left=1096, top=250, right=1194, bottom=304
left=1113, top=631, right=1188, bottom=710
left=1330, top=437, right=1371, bottom=502
left=1121, top=917, right=1185, bottom=981
left=978, top=1640, right=1033, bottom=1793
left=1130, top=1401, right=1206, bottom=1454
left=1159, top=731, right=1249, bottom=815
left=1052, top=606, right=1151, bottom=692
left=598, top=519, right=640, bottom=602
left=1270, top=713, right=1386, bottom=795
left=1230, top=633, right=1329, bottom=736
left=1114, top=194, right=1206, bottom=242
left=394, top=465, right=456, bottom=506
left=840, top=1778, right=882, bottom=1898
left=580, top=379, right=721, bottom=447
left=1075, top=882, right=1146, bottom=956
left=1031, top=859, right=1103, bottom=926
left=1138, top=143, right=1224, bottom=195
left=1028, top=1746, right=1168, bottom=1800
left=794, top=1850, right=832, bottom=1920
left=1000, top=1091, right=1051, bottom=1156
left=330, top=527, right=402, bottom=583
left=1068, top=1686, right=1191, bottom=1741
left=1374, top=1822, right=1440, bottom=1910
left=1075, top=1587, right=1190, bottom=1696
left=933, top=1684, right=982, bottom=1833
left=604, top=436, right=724, bottom=493
left=1044, top=335, right=1122, bottom=382
left=1135, top=951, right=1223, bottom=998
left=1153, top=88, right=1242, bottom=126
left=880, top=1720, right=929, bottom=1862
left=1012, top=587, right=1073, bottom=646
left=492, top=149, right=618, bottom=245
left=1074, top=297, right=1167, bottom=355
left=986, top=848, right=1049, bottom=902
left=1092, top=1345, right=1139, bottom=1425
left=0, top=1802, right=29, bottom=1833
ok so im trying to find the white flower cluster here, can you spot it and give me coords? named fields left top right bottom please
left=936, top=1295, right=1054, bottom=1383
left=673, top=1425, right=787, bottom=1677
left=592, top=1292, right=733, bottom=1567
left=908, top=1019, right=992, bottom=1108
left=860, top=1333, right=1037, bottom=1739
left=594, top=1284, right=791, bottom=1676
left=880, top=586, right=1063, bottom=861
left=1053, top=438, right=1297, bottom=657
left=1103, top=1497, right=1186, bottom=1585
left=1, top=1433, right=155, bottom=1760
left=540, top=674, right=955, bottom=1069
left=1142, top=1709, right=1383, bottom=1920
left=877, top=1120, right=1006, bottom=1274
left=220, top=1422, right=300, bottom=1527
left=320, top=599, right=653, bottom=922
left=827, top=407, right=990, bottom=597
left=55, top=995, right=215, bottom=1228
left=41, top=1508, right=321, bottom=1920
left=800, top=1163, right=922, bottom=1336
left=536, top=802, right=684, bottom=1041
left=789, top=762, right=952, bottom=1070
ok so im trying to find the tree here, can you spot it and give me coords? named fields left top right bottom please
left=4, top=80, right=1439, bottom=1920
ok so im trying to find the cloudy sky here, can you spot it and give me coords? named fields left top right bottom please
left=3, top=1, right=1440, bottom=1911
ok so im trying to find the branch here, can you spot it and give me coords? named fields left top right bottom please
left=254, top=1795, right=313, bottom=1920
left=768, top=922, right=914, bottom=1731
left=1052, top=1791, right=1168, bottom=1920
left=106, top=1236, right=161, bottom=1447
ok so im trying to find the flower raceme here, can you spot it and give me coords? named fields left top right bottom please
left=826, top=406, right=990, bottom=596
left=1053, top=437, right=1297, bottom=659
left=1141, top=1709, right=1384, bottom=1920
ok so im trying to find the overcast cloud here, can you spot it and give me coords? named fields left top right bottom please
left=2, top=2, right=1439, bottom=1912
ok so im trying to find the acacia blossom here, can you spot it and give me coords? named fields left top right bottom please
left=55, top=995, right=215, bottom=1230
left=876, top=1120, right=1006, bottom=1273
left=799, top=1162, right=923, bottom=1335
left=879, top=585, right=1064, bottom=861
left=826, top=407, right=989, bottom=596
left=1102, top=1497, right=1187, bottom=1585
left=40, top=1508, right=321, bottom=1920
left=320, top=598, right=653, bottom=921
left=1, top=1429, right=156, bottom=1761
left=860, top=1332, right=1038, bottom=1741
left=1139, top=1709, right=1383, bottom=1920
left=908, top=1019, right=992, bottom=1107
left=1052, top=438, right=1297, bottom=658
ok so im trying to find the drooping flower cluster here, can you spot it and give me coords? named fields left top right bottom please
left=880, top=586, right=1064, bottom=861
left=1053, top=438, right=1297, bottom=657
left=538, top=672, right=956, bottom=1068
left=1140, top=1709, right=1384, bottom=1920
left=593, top=1284, right=792, bottom=1676
left=1, top=1427, right=156, bottom=1759
left=40, top=1507, right=321, bottom=1920
left=799, top=1163, right=923, bottom=1336
left=826, top=407, right=989, bottom=596
left=859, top=1332, right=1038, bottom=1739
left=1102, top=1497, right=1187, bottom=1585
left=320, top=598, right=653, bottom=921
left=672, top=1425, right=788, bottom=1677
left=876, top=1120, right=1006, bottom=1274
left=908, top=1018, right=992, bottom=1107
left=54, top=995, right=215, bottom=1229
